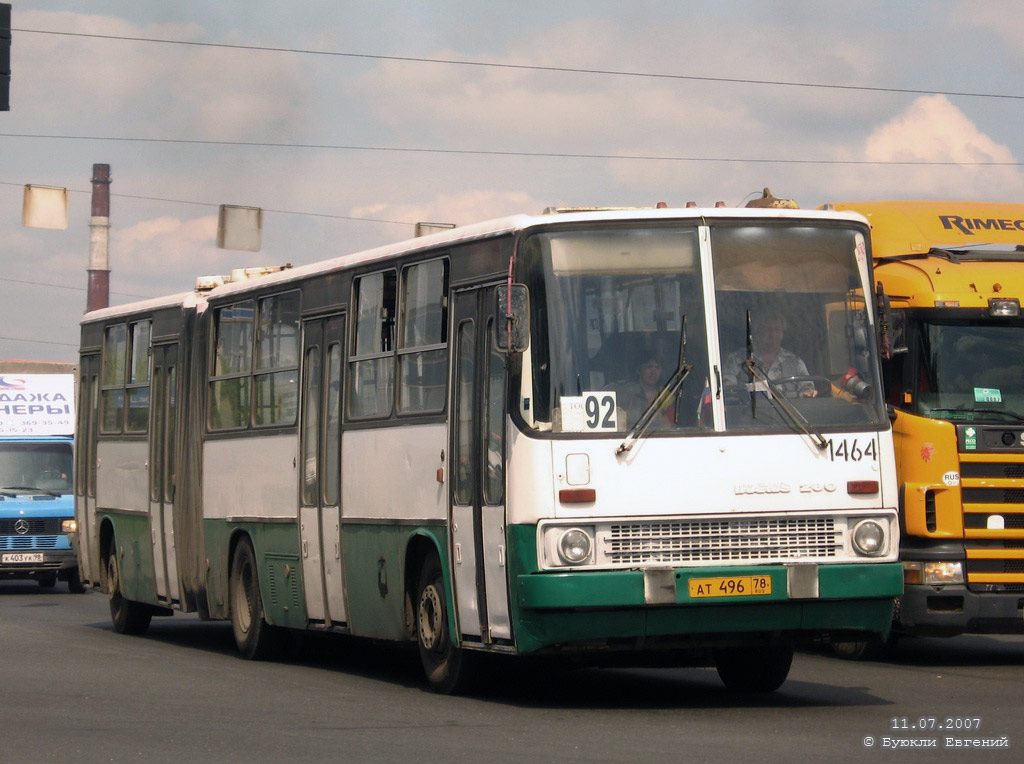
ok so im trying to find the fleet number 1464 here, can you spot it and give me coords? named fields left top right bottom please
left=827, top=438, right=877, bottom=462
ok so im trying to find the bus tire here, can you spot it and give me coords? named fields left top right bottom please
left=715, top=644, right=793, bottom=692
left=230, top=538, right=285, bottom=661
left=415, top=555, right=475, bottom=694
left=107, top=549, right=152, bottom=635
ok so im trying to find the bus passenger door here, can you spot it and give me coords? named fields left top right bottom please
left=149, top=343, right=180, bottom=604
left=299, top=315, right=348, bottom=626
left=75, top=355, right=100, bottom=585
left=451, top=287, right=511, bottom=644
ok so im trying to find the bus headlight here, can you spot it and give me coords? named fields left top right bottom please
left=558, top=528, right=593, bottom=565
left=851, top=519, right=886, bottom=556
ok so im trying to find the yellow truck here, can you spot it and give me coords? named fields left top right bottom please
left=822, top=201, right=1024, bottom=655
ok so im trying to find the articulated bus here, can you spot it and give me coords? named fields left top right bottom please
left=824, top=201, right=1024, bottom=655
left=75, top=201, right=902, bottom=693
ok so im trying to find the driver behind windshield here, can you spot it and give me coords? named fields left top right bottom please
left=723, top=313, right=817, bottom=398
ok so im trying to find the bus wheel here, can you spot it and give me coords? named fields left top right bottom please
left=67, top=567, right=86, bottom=594
left=415, top=555, right=475, bottom=694
left=715, top=644, right=793, bottom=692
left=230, top=538, right=285, bottom=661
left=107, top=549, right=152, bottom=635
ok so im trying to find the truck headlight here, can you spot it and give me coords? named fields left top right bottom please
left=923, top=561, right=964, bottom=585
left=558, top=528, right=593, bottom=565
left=62, top=519, right=78, bottom=534
left=851, top=519, right=886, bottom=556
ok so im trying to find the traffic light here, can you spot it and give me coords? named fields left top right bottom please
left=1, top=3, right=10, bottom=111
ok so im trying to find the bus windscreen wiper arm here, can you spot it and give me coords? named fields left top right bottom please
left=617, top=317, right=692, bottom=455
left=743, top=360, right=828, bottom=449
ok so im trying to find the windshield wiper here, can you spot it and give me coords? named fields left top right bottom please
left=0, top=485, right=60, bottom=497
left=929, top=407, right=1024, bottom=423
left=616, top=317, right=693, bottom=455
left=742, top=311, right=828, bottom=450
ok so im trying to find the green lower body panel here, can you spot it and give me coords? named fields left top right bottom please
left=203, top=519, right=306, bottom=629
left=99, top=512, right=156, bottom=604
left=342, top=523, right=448, bottom=641
left=507, top=523, right=903, bottom=654
left=201, top=518, right=448, bottom=638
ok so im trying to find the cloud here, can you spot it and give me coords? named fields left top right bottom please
left=350, top=189, right=543, bottom=229
left=864, top=95, right=1015, bottom=164
left=850, top=95, right=1024, bottom=199
left=15, top=11, right=311, bottom=139
left=952, top=0, right=1024, bottom=54
left=112, top=215, right=247, bottom=293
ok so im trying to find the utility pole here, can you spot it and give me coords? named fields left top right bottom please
left=86, top=164, right=111, bottom=312
left=1, top=3, right=11, bottom=111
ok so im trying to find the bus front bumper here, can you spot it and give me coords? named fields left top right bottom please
left=511, top=562, right=903, bottom=654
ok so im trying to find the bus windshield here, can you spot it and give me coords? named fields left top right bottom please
left=913, top=320, right=1024, bottom=422
left=519, top=221, right=886, bottom=435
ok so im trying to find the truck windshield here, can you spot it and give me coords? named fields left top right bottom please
left=913, top=321, right=1024, bottom=422
left=0, top=443, right=73, bottom=494
left=519, top=221, right=886, bottom=435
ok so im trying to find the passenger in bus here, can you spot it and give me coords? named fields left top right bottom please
left=617, top=349, right=677, bottom=427
left=723, top=314, right=817, bottom=397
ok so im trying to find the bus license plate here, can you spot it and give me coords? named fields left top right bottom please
left=2, top=553, right=45, bottom=564
left=688, top=575, right=772, bottom=598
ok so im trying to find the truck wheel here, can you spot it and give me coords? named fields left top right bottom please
left=415, top=554, right=476, bottom=694
left=107, top=549, right=152, bottom=635
left=229, top=538, right=285, bottom=660
left=715, top=644, right=793, bottom=692
left=831, top=634, right=892, bottom=660
left=67, top=567, right=86, bottom=594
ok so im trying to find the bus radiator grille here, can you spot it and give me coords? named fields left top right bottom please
left=605, top=517, right=841, bottom=565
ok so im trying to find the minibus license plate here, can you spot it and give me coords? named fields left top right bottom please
left=2, top=553, right=45, bottom=564
left=688, top=575, right=772, bottom=598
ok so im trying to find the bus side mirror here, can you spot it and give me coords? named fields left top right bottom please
left=876, top=285, right=907, bottom=358
left=495, top=284, right=530, bottom=353
left=889, top=309, right=907, bottom=354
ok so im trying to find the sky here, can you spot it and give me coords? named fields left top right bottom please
left=2, top=0, right=1023, bottom=362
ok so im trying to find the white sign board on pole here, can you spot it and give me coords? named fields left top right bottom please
left=0, top=374, right=75, bottom=436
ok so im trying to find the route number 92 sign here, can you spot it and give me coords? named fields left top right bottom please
left=560, top=393, right=618, bottom=432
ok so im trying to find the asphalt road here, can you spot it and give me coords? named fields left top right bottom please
left=1, top=582, right=1020, bottom=764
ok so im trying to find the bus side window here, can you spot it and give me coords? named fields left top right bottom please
left=349, top=271, right=397, bottom=418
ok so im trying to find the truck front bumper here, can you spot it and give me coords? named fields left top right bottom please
left=898, top=583, right=1024, bottom=636
left=0, top=548, right=77, bottom=579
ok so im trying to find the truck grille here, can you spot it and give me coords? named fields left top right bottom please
left=961, top=462, right=1024, bottom=479
left=0, top=518, right=63, bottom=535
left=960, top=457, right=1024, bottom=589
left=605, top=516, right=841, bottom=565
left=0, top=535, right=60, bottom=550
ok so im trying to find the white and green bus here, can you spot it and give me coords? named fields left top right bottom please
left=75, top=202, right=903, bottom=693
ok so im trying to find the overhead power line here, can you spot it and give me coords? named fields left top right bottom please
left=1, top=133, right=1021, bottom=167
left=0, top=275, right=149, bottom=300
left=0, top=334, right=78, bottom=348
left=0, top=179, right=416, bottom=228
left=13, top=27, right=1024, bottom=102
